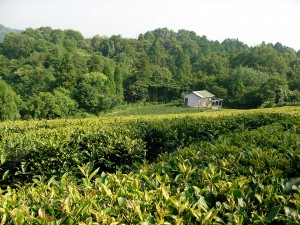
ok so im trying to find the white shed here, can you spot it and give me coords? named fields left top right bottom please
left=184, top=90, right=223, bottom=109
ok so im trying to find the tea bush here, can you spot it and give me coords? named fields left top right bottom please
left=0, top=107, right=300, bottom=224
left=1, top=109, right=298, bottom=185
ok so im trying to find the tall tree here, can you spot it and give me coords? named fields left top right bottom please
left=114, top=65, right=124, bottom=99
left=2, top=33, right=36, bottom=58
left=0, top=79, right=21, bottom=120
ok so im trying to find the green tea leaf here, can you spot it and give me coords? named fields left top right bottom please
left=286, top=222, right=299, bottom=225
left=101, top=184, right=112, bottom=196
left=266, top=205, right=280, bottom=222
left=0, top=213, right=6, bottom=225
left=161, top=186, right=169, bottom=200
left=2, top=170, right=9, bottom=180
left=15, top=212, right=24, bottom=225
left=0, top=154, right=6, bottom=165
left=202, top=208, right=214, bottom=224
left=47, top=175, right=57, bottom=187
left=117, top=197, right=126, bottom=207
left=88, top=167, right=100, bottom=181
left=233, top=190, right=243, bottom=199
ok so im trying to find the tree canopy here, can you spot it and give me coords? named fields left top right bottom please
left=0, top=25, right=299, bottom=120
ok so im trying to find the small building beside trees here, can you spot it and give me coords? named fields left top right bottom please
left=183, top=90, right=223, bottom=109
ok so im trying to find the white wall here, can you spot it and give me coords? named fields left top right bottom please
left=184, top=93, right=200, bottom=107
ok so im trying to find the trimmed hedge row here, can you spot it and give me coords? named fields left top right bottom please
left=0, top=111, right=299, bottom=186
left=0, top=119, right=300, bottom=224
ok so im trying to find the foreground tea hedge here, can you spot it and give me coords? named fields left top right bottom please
left=1, top=109, right=298, bottom=185
left=0, top=107, right=300, bottom=224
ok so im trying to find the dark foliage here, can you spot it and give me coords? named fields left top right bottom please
left=0, top=26, right=300, bottom=120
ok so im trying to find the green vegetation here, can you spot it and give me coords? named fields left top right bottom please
left=0, top=107, right=300, bottom=224
left=0, top=79, right=21, bottom=120
left=0, top=24, right=300, bottom=223
left=103, top=103, right=214, bottom=117
left=0, top=24, right=21, bottom=42
left=1, top=26, right=300, bottom=120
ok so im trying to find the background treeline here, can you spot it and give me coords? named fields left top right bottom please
left=0, top=26, right=300, bottom=120
left=0, top=24, right=21, bottom=42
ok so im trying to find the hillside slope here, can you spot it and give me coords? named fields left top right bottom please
left=0, top=24, right=21, bottom=42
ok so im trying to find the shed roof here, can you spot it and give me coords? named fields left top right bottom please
left=192, top=90, right=215, bottom=98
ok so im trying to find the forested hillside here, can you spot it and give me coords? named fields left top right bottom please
left=0, top=24, right=21, bottom=42
left=0, top=26, right=300, bottom=120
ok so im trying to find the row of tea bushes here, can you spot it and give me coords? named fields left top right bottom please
left=0, top=121, right=299, bottom=224
left=0, top=123, right=146, bottom=185
left=1, top=108, right=300, bottom=186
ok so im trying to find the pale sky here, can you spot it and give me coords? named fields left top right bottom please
left=0, top=0, right=299, bottom=50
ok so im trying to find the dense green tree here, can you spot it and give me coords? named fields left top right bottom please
left=196, top=53, right=229, bottom=76
left=147, top=65, right=174, bottom=102
left=0, top=79, right=21, bottom=120
left=44, top=44, right=65, bottom=69
left=289, top=90, right=300, bottom=103
left=128, top=80, right=149, bottom=102
left=0, top=25, right=300, bottom=120
left=127, top=53, right=151, bottom=102
left=38, top=26, right=53, bottom=41
left=21, top=90, right=78, bottom=119
left=135, top=53, right=151, bottom=80
left=90, top=35, right=102, bottom=52
left=63, top=29, right=86, bottom=50
left=2, top=32, right=36, bottom=58
left=288, top=58, right=300, bottom=91
left=49, top=29, right=65, bottom=44
left=176, top=51, right=192, bottom=82
left=0, top=24, right=21, bottom=42
left=226, top=67, right=270, bottom=108
left=194, top=75, right=227, bottom=100
left=257, top=76, right=290, bottom=107
left=103, top=65, right=116, bottom=94
left=12, top=65, right=55, bottom=97
left=245, top=43, right=289, bottom=75
left=148, top=38, right=168, bottom=66
left=88, top=53, right=104, bottom=72
left=114, top=65, right=124, bottom=98
left=227, top=67, right=270, bottom=97
left=75, top=72, right=119, bottom=114
left=99, top=39, right=115, bottom=57
left=55, top=52, right=78, bottom=90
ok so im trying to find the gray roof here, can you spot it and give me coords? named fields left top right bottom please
left=192, top=90, right=215, bottom=98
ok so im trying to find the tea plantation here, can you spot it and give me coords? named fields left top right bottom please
left=0, top=107, right=300, bottom=224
